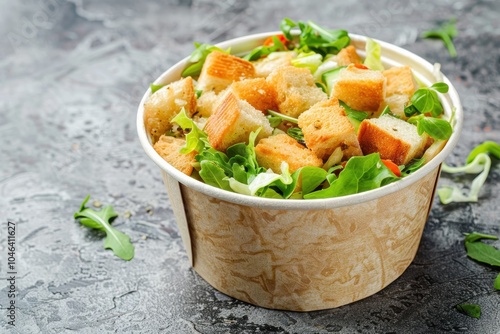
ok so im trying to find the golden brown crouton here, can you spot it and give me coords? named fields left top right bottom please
left=197, top=51, right=255, bottom=93
left=298, top=98, right=363, bottom=161
left=196, top=90, right=222, bottom=118
left=357, top=114, right=427, bottom=165
left=255, top=133, right=323, bottom=173
left=379, top=66, right=418, bottom=119
left=383, top=66, right=417, bottom=97
left=229, top=78, right=278, bottom=113
left=204, top=91, right=273, bottom=152
left=335, top=45, right=362, bottom=66
left=144, top=77, right=197, bottom=143
left=332, top=64, right=386, bottom=112
left=253, top=51, right=296, bottom=78
left=153, top=135, right=196, bottom=175
left=266, top=66, right=327, bottom=118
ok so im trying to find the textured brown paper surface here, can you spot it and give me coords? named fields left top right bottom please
left=165, top=167, right=440, bottom=311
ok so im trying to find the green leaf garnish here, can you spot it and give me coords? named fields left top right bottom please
left=267, top=109, right=298, bottom=124
left=243, top=35, right=287, bottom=61
left=364, top=37, right=384, bottom=71
left=464, top=232, right=499, bottom=244
left=171, top=108, right=208, bottom=154
left=438, top=152, right=491, bottom=204
left=287, top=127, right=305, bottom=144
left=465, top=241, right=500, bottom=267
left=456, top=303, right=481, bottom=319
left=407, top=114, right=453, bottom=140
left=421, top=18, right=458, bottom=58
left=74, top=195, right=134, bottom=261
left=305, top=153, right=399, bottom=199
left=280, top=18, right=350, bottom=56
left=494, top=273, right=500, bottom=291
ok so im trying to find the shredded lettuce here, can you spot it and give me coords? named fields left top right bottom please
left=437, top=153, right=491, bottom=204
left=291, top=51, right=323, bottom=74
left=363, top=38, right=384, bottom=71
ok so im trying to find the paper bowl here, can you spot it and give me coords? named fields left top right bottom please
left=137, top=32, right=463, bottom=311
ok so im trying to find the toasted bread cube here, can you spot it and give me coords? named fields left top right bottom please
left=357, top=114, right=427, bottom=165
left=266, top=66, right=327, bottom=118
left=197, top=51, right=255, bottom=93
left=335, top=45, right=362, bottom=66
left=255, top=134, right=323, bottom=173
left=204, top=92, right=273, bottom=151
left=230, top=78, right=278, bottom=113
left=153, top=135, right=196, bottom=175
left=253, top=51, right=296, bottom=78
left=298, top=98, right=363, bottom=161
left=196, top=90, right=222, bottom=118
left=332, top=64, right=386, bottom=112
left=383, top=66, right=417, bottom=97
left=144, top=77, right=197, bottom=143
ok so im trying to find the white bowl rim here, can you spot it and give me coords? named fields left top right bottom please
left=137, top=31, right=463, bottom=211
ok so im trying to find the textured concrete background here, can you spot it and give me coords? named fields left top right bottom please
left=1, top=0, right=500, bottom=333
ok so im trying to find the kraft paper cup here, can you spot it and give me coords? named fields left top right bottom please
left=137, top=32, right=463, bottom=311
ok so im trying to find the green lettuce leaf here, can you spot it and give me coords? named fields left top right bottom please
left=305, top=153, right=399, bottom=199
left=364, top=38, right=384, bottom=71
left=438, top=153, right=491, bottom=204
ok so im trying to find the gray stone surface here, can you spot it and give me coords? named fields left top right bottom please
left=1, top=0, right=500, bottom=333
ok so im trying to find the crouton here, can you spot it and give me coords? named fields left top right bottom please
left=153, top=135, right=196, bottom=175
left=144, top=76, right=197, bottom=143
left=204, top=91, right=273, bottom=151
left=332, top=64, right=385, bottom=112
left=357, top=114, right=427, bottom=165
left=255, top=133, right=323, bottom=173
left=229, top=78, right=278, bottom=113
left=383, top=66, right=417, bottom=97
left=266, top=66, right=327, bottom=118
left=197, top=51, right=255, bottom=93
left=253, top=51, right=296, bottom=78
left=298, top=98, right=363, bottom=161
left=378, top=66, right=418, bottom=119
left=335, top=45, right=362, bottom=66
left=196, top=90, right=222, bottom=118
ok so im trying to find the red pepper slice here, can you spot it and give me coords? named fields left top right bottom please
left=263, top=34, right=289, bottom=48
left=382, top=159, right=401, bottom=177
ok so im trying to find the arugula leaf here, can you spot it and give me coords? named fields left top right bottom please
left=421, top=18, right=458, bottom=58
left=74, top=195, right=134, bottom=261
left=198, top=160, right=232, bottom=191
left=495, top=273, right=500, bottom=291
left=171, top=108, right=207, bottom=154
left=364, top=37, right=384, bottom=71
left=280, top=18, right=350, bottom=56
left=305, top=153, right=398, bottom=199
left=182, top=43, right=230, bottom=77
left=456, top=303, right=481, bottom=319
left=267, top=109, right=299, bottom=124
left=466, top=141, right=500, bottom=163
left=438, top=153, right=491, bottom=204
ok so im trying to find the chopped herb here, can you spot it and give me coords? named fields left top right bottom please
left=74, top=195, right=135, bottom=261
left=287, top=127, right=305, bottom=145
left=421, top=18, right=458, bottom=58
left=456, top=303, right=481, bottom=319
